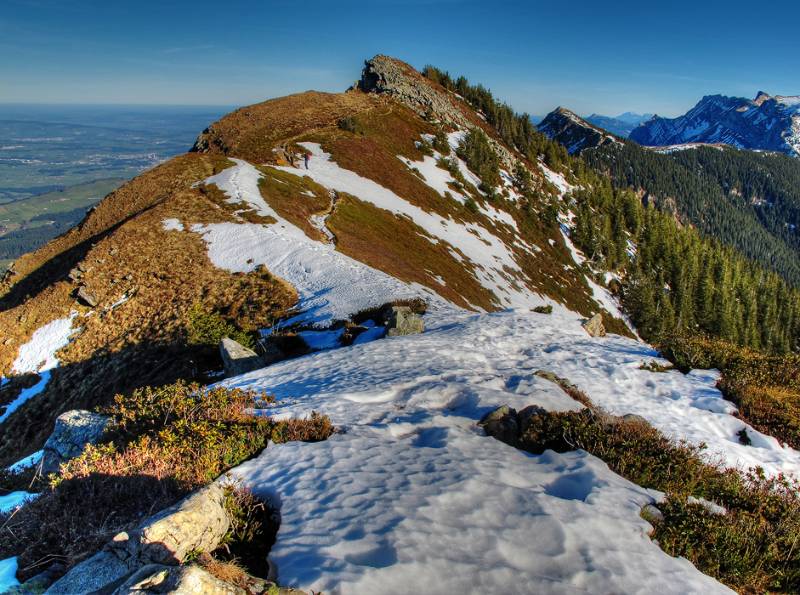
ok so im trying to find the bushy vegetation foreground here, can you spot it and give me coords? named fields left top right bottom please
left=0, top=382, right=333, bottom=583
left=518, top=408, right=800, bottom=593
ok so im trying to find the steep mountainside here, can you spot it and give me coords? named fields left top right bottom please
left=586, top=112, right=653, bottom=137
left=538, top=108, right=623, bottom=153
left=0, top=56, right=628, bottom=466
left=2, top=56, right=800, bottom=594
left=539, top=107, right=800, bottom=286
left=630, top=92, right=800, bottom=156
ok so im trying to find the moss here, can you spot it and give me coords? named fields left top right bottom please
left=186, top=303, right=255, bottom=350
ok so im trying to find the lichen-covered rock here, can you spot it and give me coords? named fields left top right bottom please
left=220, top=337, right=263, bottom=377
left=46, top=484, right=231, bottom=594
left=112, top=564, right=246, bottom=595
left=478, top=405, right=519, bottom=444
left=76, top=285, right=98, bottom=307
left=383, top=306, right=424, bottom=337
left=582, top=313, right=606, bottom=337
left=41, top=409, right=110, bottom=475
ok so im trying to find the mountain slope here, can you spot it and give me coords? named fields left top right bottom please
left=630, top=92, right=800, bottom=156
left=538, top=107, right=800, bottom=287
left=0, top=57, right=628, bottom=465
left=2, top=56, right=800, bottom=594
left=586, top=112, right=653, bottom=137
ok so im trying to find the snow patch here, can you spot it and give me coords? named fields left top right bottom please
left=161, top=218, right=184, bottom=232
left=224, top=309, right=750, bottom=593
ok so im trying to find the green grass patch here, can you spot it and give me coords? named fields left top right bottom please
left=187, top=303, right=256, bottom=351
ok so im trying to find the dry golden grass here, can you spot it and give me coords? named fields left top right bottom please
left=328, top=193, right=493, bottom=310
left=0, top=159, right=297, bottom=466
left=194, top=90, right=379, bottom=164
left=256, top=167, right=331, bottom=242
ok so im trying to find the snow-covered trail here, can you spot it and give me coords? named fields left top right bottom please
left=273, top=143, right=554, bottom=310
left=223, top=308, right=800, bottom=593
left=190, top=159, right=440, bottom=328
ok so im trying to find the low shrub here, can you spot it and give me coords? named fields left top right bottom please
left=516, top=408, right=800, bottom=592
left=658, top=333, right=800, bottom=449
left=532, top=304, right=553, bottom=314
left=0, top=382, right=333, bottom=582
left=187, top=303, right=255, bottom=350
left=337, top=116, right=364, bottom=135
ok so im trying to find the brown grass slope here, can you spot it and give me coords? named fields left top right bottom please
left=0, top=55, right=629, bottom=464
left=0, top=155, right=297, bottom=465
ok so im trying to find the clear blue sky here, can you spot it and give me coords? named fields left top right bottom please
left=2, top=0, right=798, bottom=117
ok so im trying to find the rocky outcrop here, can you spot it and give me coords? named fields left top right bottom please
left=46, top=484, right=231, bottom=594
left=41, top=410, right=110, bottom=475
left=358, top=55, right=517, bottom=168
left=112, top=564, right=246, bottom=595
left=76, top=285, right=98, bottom=307
left=582, top=313, right=606, bottom=337
left=358, top=55, right=470, bottom=129
left=220, top=337, right=263, bottom=377
left=383, top=305, right=424, bottom=337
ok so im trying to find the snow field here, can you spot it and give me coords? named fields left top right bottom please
left=219, top=307, right=800, bottom=592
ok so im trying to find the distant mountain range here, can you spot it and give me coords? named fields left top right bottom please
left=629, top=92, right=800, bottom=156
left=585, top=112, right=654, bottom=137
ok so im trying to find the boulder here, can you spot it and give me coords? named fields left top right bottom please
left=383, top=306, right=424, bottom=337
left=42, top=410, right=111, bottom=475
left=621, top=413, right=649, bottom=426
left=220, top=337, right=263, bottom=377
left=46, top=484, right=231, bottom=594
left=112, top=564, right=246, bottom=595
left=67, top=268, right=82, bottom=283
left=478, top=405, right=518, bottom=444
left=641, top=504, right=664, bottom=524
left=76, top=285, right=98, bottom=307
left=517, top=404, right=547, bottom=434
left=582, top=313, right=606, bottom=337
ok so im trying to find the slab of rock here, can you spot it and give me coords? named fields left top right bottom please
left=383, top=305, right=424, bottom=337
left=112, top=564, right=246, bottom=595
left=220, top=337, right=263, bottom=377
left=76, top=285, right=98, bottom=307
left=582, top=313, right=606, bottom=337
left=478, top=405, right=519, bottom=444
left=46, top=484, right=231, bottom=594
left=42, top=410, right=110, bottom=475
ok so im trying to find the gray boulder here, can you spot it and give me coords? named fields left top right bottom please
left=42, top=410, right=110, bottom=475
left=76, top=285, right=98, bottom=307
left=46, top=484, right=231, bottom=594
left=478, top=405, right=519, bottom=444
left=112, top=564, right=246, bottom=594
left=517, top=404, right=547, bottom=434
left=219, top=337, right=263, bottom=377
left=383, top=306, right=424, bottom=337
left=582, top=313, right=606, bottom=337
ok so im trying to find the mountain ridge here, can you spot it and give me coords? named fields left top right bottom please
left=630, top=91, right=800, bottom=156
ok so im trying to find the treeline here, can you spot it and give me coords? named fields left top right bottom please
left=582, top=143, right=800, bottom=286
left=422, top=65, right=569, bottom=169
left=571, top=178, right=800, bottom=353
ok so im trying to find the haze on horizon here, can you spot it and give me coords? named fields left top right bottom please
left=2, top=0, right=798, bottom=118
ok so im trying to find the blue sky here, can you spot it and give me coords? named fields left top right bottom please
left=2, top=0, right=798, bottom=117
